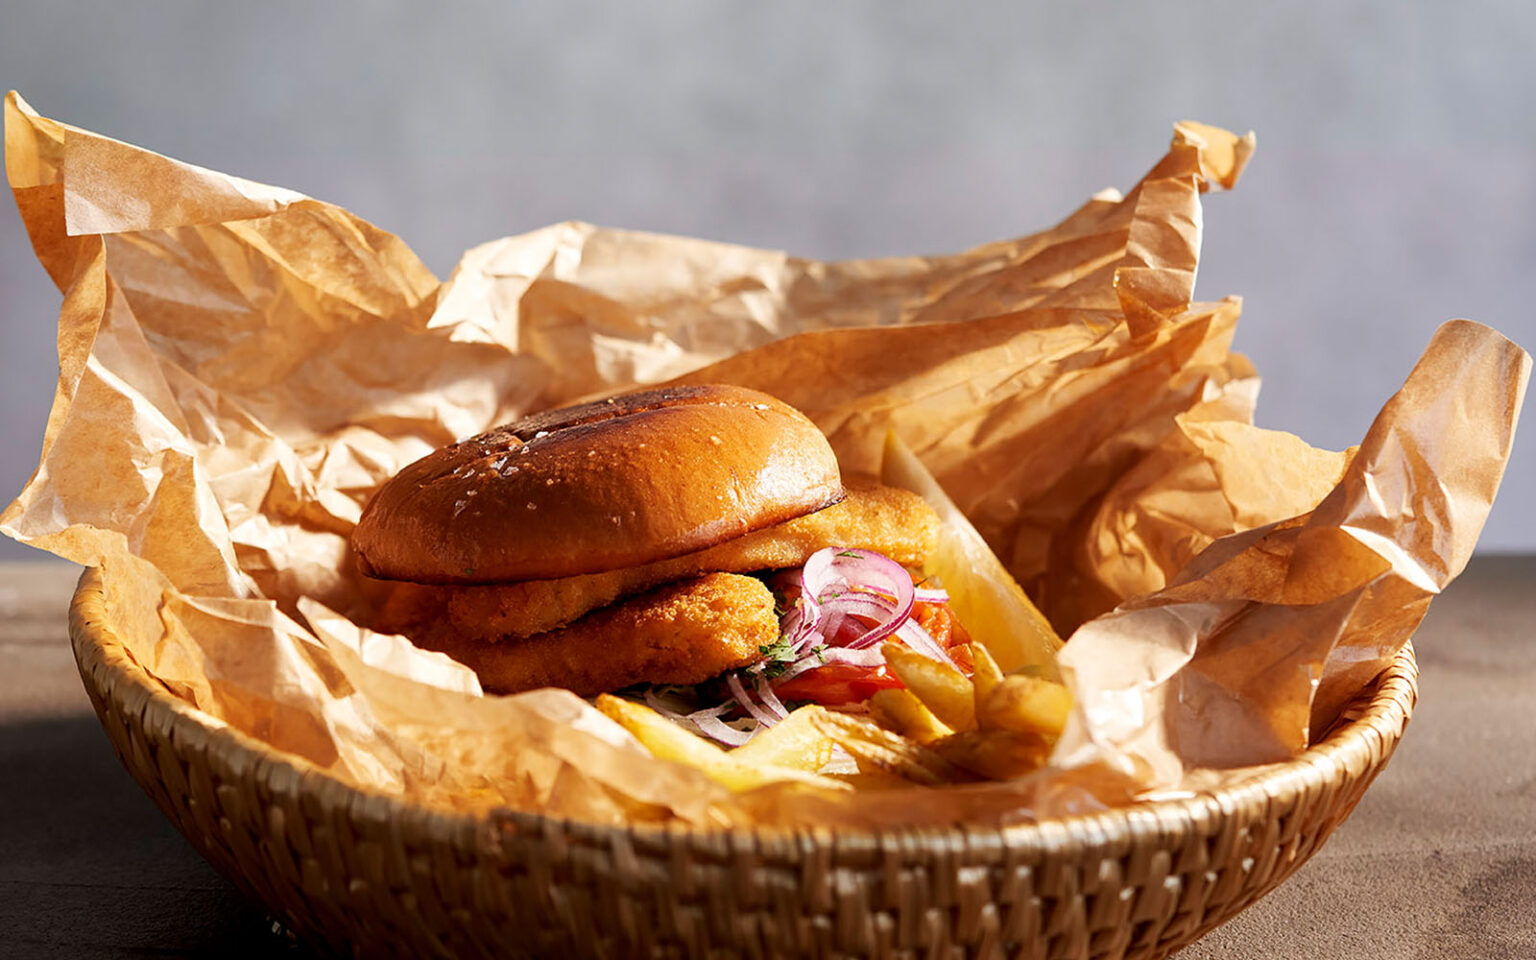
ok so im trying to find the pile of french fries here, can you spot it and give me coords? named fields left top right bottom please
left=596, top=641, right=1072, bottom=791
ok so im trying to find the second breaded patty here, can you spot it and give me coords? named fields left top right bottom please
left=421, top=572, right=776, bottom=696
left=443, top=477, right=938, bottom=642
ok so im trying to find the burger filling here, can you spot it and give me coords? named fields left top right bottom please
left=634, top=547, right=973, bottom=746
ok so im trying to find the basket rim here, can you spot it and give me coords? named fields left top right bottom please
left=68, top=566, right=1418, bottom=852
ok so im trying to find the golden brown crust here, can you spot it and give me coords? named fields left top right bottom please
left=442, top=477, right=940, bottom=641
left=352, top=384, right=844, bottom=583
left=419, top=572, right=776, bottom=696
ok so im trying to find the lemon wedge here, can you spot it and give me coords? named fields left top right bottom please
left=878, top=432, right=1063, bottom=679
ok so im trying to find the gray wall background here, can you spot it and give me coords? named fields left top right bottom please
left=1, top=1, right=1532, bottom=559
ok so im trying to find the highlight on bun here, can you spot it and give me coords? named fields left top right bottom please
left=352, top=384, right=845, bottom=583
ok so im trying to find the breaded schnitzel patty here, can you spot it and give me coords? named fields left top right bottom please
left=419, top=573, right=775, bottom=695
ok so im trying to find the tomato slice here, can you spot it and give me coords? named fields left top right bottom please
left=772, top=661, right=904, bottom=707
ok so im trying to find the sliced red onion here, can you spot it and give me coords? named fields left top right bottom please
left=798, top=548, right=838, bottom=601
left=819, top=608, right=847, bottom=643
left=768, top=656, right=828, bottom=687
left=823, top=593, right=907, bottom=649
left=894, top=617, right=958, bottom=668
left=803, top=549, right=914, bottom=613
left=838, top=550, right=915, bottom=608
left=728, top=672, right=780, bottom=727
left=639, top=692, right=757, bottom=746
left=691, top=713, right=754, bottom=746
left=786, top=622, right=821, bottom=656
left=800, top=547, right=916, bottom=650
left=781, top=594, right=824, bottom=654
left=644, top=687, right=697, bottom=719
left=643, top=690, right=732, bottom=721
left=818, top=646, right=888, bottom=668
left=913, top=586, right=950, bottom=603
left=754, top=674, right=790, bottom=718
left=767, top=645, right=888, bottom=686
left=784, top=592, right=822, bottom=631
left=824, top=592, right=897, bottom=619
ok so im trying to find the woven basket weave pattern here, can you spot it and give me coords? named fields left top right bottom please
left=69, top=569, right=1416, bottom=959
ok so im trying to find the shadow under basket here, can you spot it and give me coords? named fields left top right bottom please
left=69, top=568, right=1418, bottom=960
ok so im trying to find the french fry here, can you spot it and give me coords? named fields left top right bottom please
left=597, top=692, right=730, bottom=769
left=867, top=688, right=953, bottom=745
left=867, top=637, right=1068, bottom=782
left=969, top=642, right=1004, bottom=711
left=881, top=641, right=976, bottom=732
left=932, top=729, right=1052, bottom=780
left=728, top=705, right=835, bottom=771
left=810, top=710, right=970, bottom=786
left=978, top=674, right=1073, bottom=738
left=595, top=695, right=848, bottom=792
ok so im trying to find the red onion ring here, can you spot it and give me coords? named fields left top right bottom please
left=691, top=713, right=754, bottom=747
left=781, top=594, right=824, bottom=655
left=754, top=674, right=790, bottom=718
left=728, top=672, right=780, bottom=726
left=894, top=617, right=957, bottom=668
left=799, top=547, right=915, bottom=649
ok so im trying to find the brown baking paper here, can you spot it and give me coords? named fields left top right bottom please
left=5, top=92, right=1528, bottom=827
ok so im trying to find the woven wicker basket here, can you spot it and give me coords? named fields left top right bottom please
left=69, top=568, right=1417, bottom=959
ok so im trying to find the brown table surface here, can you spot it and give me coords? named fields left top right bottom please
left=1, top=556, right=1532, bottom=958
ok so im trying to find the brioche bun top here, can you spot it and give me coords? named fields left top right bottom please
left=352, top=384, right=844, bottom=583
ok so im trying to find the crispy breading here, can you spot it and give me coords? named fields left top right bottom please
left=421, top=573, right=775, bottom=696
left=443, top=477, right=938, bottom=641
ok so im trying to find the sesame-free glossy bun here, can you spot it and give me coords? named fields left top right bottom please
left=352, top=384, right=844, bottom=583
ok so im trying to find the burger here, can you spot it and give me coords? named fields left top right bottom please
left=353, top=383, right=973, bottom=742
